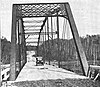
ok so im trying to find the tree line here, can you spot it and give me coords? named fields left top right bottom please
left=38, top=34, right=100, bottom=63
left=1, top=34, right=100, bottom=64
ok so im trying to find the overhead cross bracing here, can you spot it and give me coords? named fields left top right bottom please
left=10, top=2, right=89, bottom=81
left=23, top=17, right=46, bottom=47
left=16, top=3, right=67, bottom=18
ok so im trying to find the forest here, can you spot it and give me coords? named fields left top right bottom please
left=1, top=35, right=100, bottom=65
left=38, top=34, right=100, bottom=74
left=38, top=34, right=100, bottom=65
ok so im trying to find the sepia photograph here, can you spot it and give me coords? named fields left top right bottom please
left=1, top=0, right=100, bottom=87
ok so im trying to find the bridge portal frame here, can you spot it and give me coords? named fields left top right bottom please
left=10, top=2, right=89, bottom=81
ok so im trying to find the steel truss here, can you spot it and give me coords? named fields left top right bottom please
left=10, top=2, right=89, bottom=81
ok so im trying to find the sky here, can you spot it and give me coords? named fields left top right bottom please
left=0, top=0, right=100, bottom=41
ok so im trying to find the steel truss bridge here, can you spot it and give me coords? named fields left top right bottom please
left=9, top=2, right=89, bottom=81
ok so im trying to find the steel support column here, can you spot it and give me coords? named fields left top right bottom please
left=20, top=19, right=26, bottom=67
left=47, top=18, right=50, bottom=65
left=43, top=29, right=45, bottom=62
left=21, top=19, right=27, bottom=64
left=19, top=19, right=23, bottom=67
left=10, top=5, right=17, bottom=80
left=44, top=25, right=47, bottom=62
left=51, top=17, right=53, bottom=46
left=17, top=20, right=21, bottom=72
left=64, top=3, right=89, bottom=76
left=57, top=12, right=60, bottom=68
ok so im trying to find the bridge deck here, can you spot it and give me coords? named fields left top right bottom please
left=3, top=58, right=99, bottom=87
left=16, top=60, right=88, bottom=82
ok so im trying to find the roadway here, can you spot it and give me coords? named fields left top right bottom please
left=16, top=58, right=88, bottom=82
left=2, top=55, right=99, bottom=87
